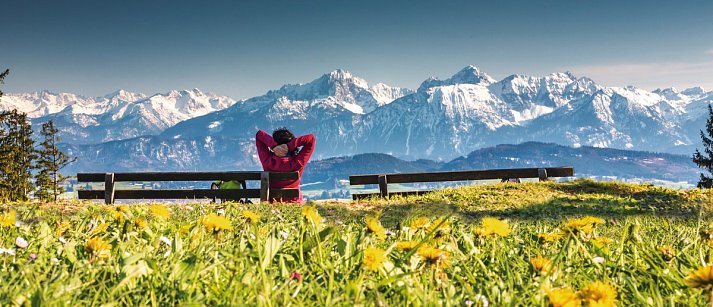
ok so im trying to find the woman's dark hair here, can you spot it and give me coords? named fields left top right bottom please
left=272, top=127, right=295, bottom=145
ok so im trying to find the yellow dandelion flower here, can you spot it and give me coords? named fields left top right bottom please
left=190, top=231, right=201, bottom=243
left=84, top=237, right=112, bottom=260
left=134, top=218, right=148, bottom=229
left=365, top=216, right=386, bottom=239
left=546, top=287, right=581, bottom=307
left=591, top=237, right=614, bottom=247
left=475, top=217, right=511, bottom=237
left=563, top=216, right=605, bottom=235
left=418, top=245, right=449, bottom=267
left=200, top=213, right=233, bottom=232
left=302, top=206, right=322, bottom=228
left=685, top=265, right=713, bottom=288
left=409, top=217, right=430, bottom=230
left=241, top=210, right=261, bottom=225
left=395, top=241, right=419, bottom=251
left=115, top=205, right=130, bottom=213
left=363, top=246, right=387, bottom=271
left=179, top=223, right=192, bottom=234
left=577, top=281, right=617, bottom=307
left=55, top=220, right=71, bottom=237
left=91, top=222, right=110, bottom=234
left=258, top=226, right=269, bottom=237
left=149, top=204, right=171, bottom=219
left=112, top=211, right=124, bottom=222
left=1, top=210, right=17, bottom=228
left=530, top=255, right=554, bottom=274
left=658, top=245, right=675, bottom=262
left=538, top=231, right=565, bottom=242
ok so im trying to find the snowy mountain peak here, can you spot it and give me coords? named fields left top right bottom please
left=682, top=86, right=706, bottom=96
left=653, top=87, right=685, bottom=101
left=327, top=69, right=354, bottom=81
left=447, top=65, right=496, bottom=85
left=563, top=71, right=578, bottom=79
left=417, top=65, right=496, bottom=92
left=105, top=89, right=146, bottom=102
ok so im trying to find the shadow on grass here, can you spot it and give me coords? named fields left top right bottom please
left=313, top=200, right=459, bottom=228
left=458, top=196, right=699, bottom=222
left=339, top=179, right=703, bottom=227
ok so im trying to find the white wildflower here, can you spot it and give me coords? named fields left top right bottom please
left=593, top=257, right=605, bottom=264
left=16, top=237, right=28, bottom=248
left=159, top=236, right=172, bottom=246
left=279, top=230, right=289, bottom=240
left=58, top=237, right=67, bottom=244
left=474, top=294, right=489, bottom=307
left=88, top=219, right=98, bottom=231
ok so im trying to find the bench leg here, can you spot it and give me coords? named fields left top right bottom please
left=260, top=172, right=270, bottom=202
left=105, top=173, right=115, bottom=205
left=378, top=175, right=388, bottom=198
left=538, top=168, right=548, bottom=182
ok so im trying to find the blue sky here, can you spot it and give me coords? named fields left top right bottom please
left=2, top=0, right=713, bottom=99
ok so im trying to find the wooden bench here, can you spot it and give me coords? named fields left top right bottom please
left=349, top=166, right=574, bottom=200
left=77, top=171, right=299, bottom=204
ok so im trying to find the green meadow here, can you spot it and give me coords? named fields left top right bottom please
left=2, top=179, right=713, bottom=306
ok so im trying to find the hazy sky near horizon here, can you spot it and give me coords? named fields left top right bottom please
left=2, top=0, right=713, bottom=99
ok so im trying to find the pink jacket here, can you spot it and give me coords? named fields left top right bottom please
left=255, top=130, right=316, bottom=203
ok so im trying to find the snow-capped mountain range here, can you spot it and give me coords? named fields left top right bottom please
left=3, top=65, right=712, bottom=173
left=1, top=89, right=235, bottom=143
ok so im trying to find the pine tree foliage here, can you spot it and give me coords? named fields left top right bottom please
left=693, top=104, right=713, bottom=188
left=35, top=120, right=75, bottom=202
left=0, top=68, right=8, bottom=99
left=0, top=110, right=38, bottom=201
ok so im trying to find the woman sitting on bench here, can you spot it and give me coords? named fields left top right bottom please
left=255, top=128, right=316, bottom=203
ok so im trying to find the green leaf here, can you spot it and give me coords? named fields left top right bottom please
left=261, top=236, right=283, bottom=270
left=115, top=260, right=153, bottom=291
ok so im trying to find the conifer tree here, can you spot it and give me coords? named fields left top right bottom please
left=0, top=68, right=8, bottom=99
left=0, top=110, right=37, bottom=201
left=36, top=120, right=75, bottom=202
left=693, top=104, right=713, bottom=188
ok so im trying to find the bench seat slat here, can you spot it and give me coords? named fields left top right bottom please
left=349, top=167, right=574, bottom=185
left=78, top=188, right=299, bottom=200
left=77, top=171, right=298, bottom=182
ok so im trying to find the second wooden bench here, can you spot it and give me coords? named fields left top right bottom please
left=349, top=166, right=575, bottom=199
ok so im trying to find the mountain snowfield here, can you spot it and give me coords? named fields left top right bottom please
left=1, top=89, right=235, bottom=144
left=3, top=65, right=713, bottom=173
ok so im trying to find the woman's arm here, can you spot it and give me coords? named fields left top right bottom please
left=287, top=134, right=316, bottom=169
left=255, top=130, right=278, bottom=168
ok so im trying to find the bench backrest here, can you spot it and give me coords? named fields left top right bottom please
left=349, top=167, right=574, bottom=199
left=77, top=171, right=300, bottom=204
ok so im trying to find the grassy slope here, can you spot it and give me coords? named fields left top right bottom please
left=2, top=179, right=713, bottom=305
